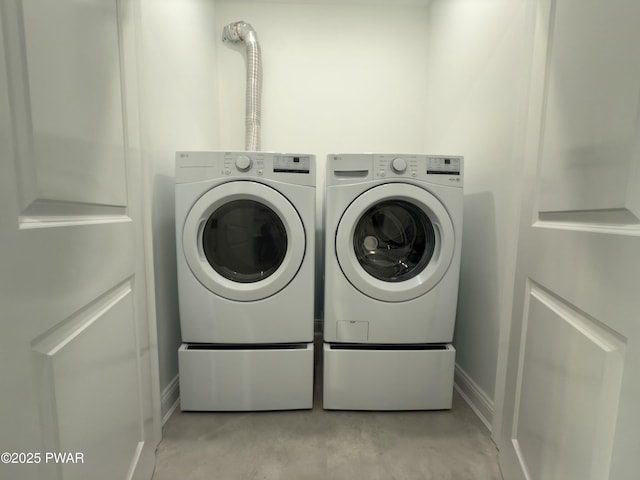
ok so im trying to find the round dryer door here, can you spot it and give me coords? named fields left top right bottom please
left=336, top=183, right=455, bottom=302
left=183, top=181, right=306, bottom=301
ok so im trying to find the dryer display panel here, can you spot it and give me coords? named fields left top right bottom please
left=353, top=200, right=436, bottom=282
left=202, top=200, right=287, bottom=283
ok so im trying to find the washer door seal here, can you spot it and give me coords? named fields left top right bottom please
left=183, top=181, right=305, bottom=301
left=336, top=183, right=455, bottom=302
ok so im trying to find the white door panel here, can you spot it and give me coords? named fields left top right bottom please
left=536, top=0, right=640, bottom=222
left=10, top=0, right=129, bottom=212
left=0, top=1, right=160, bottom=479
left=499, top=1, right=640, bottom=479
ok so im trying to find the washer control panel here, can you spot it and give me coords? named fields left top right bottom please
left=369, top=154, right=463, bottom=186
left=375, top=155, right=420, bottom=179
left=391, top=157, right=407, bottom=173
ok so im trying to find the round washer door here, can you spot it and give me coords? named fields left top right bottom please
left=336, top=183, right=455, bottom=302
left=183, top=181, right=306, bottom=301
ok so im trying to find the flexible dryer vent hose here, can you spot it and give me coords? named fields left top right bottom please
left=222, top=21, right=262, bottom=151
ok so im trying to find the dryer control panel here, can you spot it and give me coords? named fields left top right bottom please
left=175, top=151, right=315, bottom=186
left=427, top=156, right=462, bottom=176
left=374, top=155, right=420, bottom=179
left=274, top=155, right=311, bottom=174
left=373, top=154, right=463, bottom=186
left=326, top=154, right=463, bottom=188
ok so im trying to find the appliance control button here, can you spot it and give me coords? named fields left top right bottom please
left=411, top=171, right=417, bottom=177
left=378, top=169, right=386, bottom=177
left=391, top=157, right=407, bottom=173
left=224, top=168, right=231, bottom=175
left=235, top=155, right=252, bottom=172
left=257, top=169, right=263, bottom=176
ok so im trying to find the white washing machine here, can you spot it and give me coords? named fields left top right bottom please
left=323, top=153, right=463, bottom=410
left=175, top=151, right=315, bottom=411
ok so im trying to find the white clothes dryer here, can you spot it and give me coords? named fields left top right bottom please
left=323, top=153, right=463, bottom=410
left=175, top=151, right=315, bottom=411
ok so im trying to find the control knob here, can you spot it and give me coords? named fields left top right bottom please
left=391, top=157, right=407, bottom=174
left=235, top=155, right=252, bottom=172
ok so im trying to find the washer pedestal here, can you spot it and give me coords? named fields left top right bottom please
left=179, top=343, right=314, bottom=411
left=323, top=343, right=455, bottom=411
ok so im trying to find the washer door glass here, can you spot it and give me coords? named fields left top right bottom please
left=353, top=200, right=435, bottom=282
left=335, top=183, right=455, bottom=302
left=203, top=200, right=287, bottom=283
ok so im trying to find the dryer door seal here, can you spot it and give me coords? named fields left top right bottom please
left=183, top=181, right=306, bottom=301
left=336, top=183, right=454, bottom=302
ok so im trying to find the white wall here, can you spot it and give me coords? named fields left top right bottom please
left=214, top=2, right=429, bottom=155
left=138, top=0, right=218, bottom=419
left=425, top=0, right=532, bottom=428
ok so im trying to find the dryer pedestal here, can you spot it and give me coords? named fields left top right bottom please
left=323, top=343, right=455, bottom=411
left=179, top=343, right=314, bottom=411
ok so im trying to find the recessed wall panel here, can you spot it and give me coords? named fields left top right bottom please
left=20, top=0, right=127, bottom=211
left=537, top=0, right=640, bottom=224
left=32, top=283, right=141, bottom=480
left=514, top=285, right=625, bottom=480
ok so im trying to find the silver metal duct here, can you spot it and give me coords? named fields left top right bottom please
left=222, top=21, right=262, bottom=151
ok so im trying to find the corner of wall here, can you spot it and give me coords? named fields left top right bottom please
left=161, top=374, right=181, bottom=425
left=454, top=363, right=494, bottom=432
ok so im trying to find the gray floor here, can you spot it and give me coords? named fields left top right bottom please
left=152, top=366, right=503, bottom=479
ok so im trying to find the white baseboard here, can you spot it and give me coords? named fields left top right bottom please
left=454, top=364, right=493, bottom=432
left=161, top=374, right=180, bottom=425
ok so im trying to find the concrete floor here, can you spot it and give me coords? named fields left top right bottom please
left=152, top=373, right=503, bottom=479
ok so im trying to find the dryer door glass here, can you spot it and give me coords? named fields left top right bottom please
left=353, top=200, right=435, bottom=282
left=202, top=200, right=287, bottom=283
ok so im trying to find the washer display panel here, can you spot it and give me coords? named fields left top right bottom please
left=353, top=200, right=436, bottom=282
left=202, top=200, right=287, bottom=283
